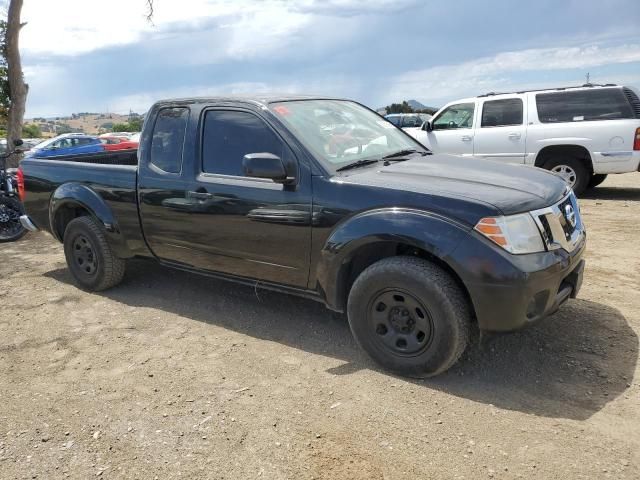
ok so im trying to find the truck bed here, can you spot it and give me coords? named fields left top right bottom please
left=33, top=149, right=138, bottom=166
left=20, top=155, right=149, bottom=258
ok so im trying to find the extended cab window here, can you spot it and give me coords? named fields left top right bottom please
left=202, top=110, right=283, bottom=176
left=433, top=103, right=475, bottom=130
left=150, top=107, right=189, bottom=174
left=481, top=98, right=523, bottom=127
left=536, top=89, right=634, bottom=123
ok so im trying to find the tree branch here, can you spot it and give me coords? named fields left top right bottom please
left=146, top=0, right=154, bottom=24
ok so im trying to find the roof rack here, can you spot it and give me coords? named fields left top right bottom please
left=477, top=83, right=618, bottom=97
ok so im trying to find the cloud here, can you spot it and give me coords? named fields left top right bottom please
left=19, top=0, right=411, bottom=57
left=388, top=43, right=640, bottom=105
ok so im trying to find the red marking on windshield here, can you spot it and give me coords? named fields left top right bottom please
left=273, top=105, right=291, bottom=116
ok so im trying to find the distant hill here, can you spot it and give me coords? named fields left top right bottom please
left=377, top=100, right=439, bottom=115
left=406, top=100, right=438, bottom=113
left=25, top=112, right=143, bottom=138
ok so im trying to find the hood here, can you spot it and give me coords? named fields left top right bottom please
left=339, top=154, right=568, bottom=215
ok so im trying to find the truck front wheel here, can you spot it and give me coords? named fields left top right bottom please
left=63, top=216, right=125, bottom=291
left=347, top=256, right=471, bottom=378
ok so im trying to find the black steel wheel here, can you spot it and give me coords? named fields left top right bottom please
left=71, top=234, right=98, bottom=276
left=63, top=216, right=125, bottom=291
left=347, top=256, right=471, bottom=378
left=369, top=289, right=434, bottom=357
left=0, top=196, right=27, bottom=243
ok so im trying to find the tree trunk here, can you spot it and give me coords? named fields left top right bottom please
left=5, top=0, right=27, bottom=168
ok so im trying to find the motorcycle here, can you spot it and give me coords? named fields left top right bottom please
left=0, top=139, right=28, bottom=242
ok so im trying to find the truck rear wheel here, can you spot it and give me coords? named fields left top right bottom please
left=347, top=256, right=471, bottom=378
left=63, top=216, right=125, bottom=291
left=543, top=157, right=589, bottom=195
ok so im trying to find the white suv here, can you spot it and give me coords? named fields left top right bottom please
left=407, top=84, right=640, bottom=194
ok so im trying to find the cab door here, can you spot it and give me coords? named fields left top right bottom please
left=419, top=102, right=476, bottom=156
left=473, top=97, right=527, bottom=163
left=138, top=104, right=312, bottom=288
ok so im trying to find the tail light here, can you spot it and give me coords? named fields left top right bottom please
left=16, top=167, right=25, bottom=201
left=634, top=127, right=640, bottom=151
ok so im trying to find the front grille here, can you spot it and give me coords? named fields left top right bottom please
left=557, top=197, right=577, bottom=239
left=530, top=191, right=584, bottom=253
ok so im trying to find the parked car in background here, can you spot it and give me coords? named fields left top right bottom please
left=408, top=84, right=640, bottom=194
left=385, top=113, right=431, bottom=129
left=25, top=134, right=104, bottom=158
left=128, top=132, right=141, bottom=143
left=0, top=138, right=44, bottom=154
left=100, top=132, right=135, bottom=139
left=100, top=136, right=139, bottom=151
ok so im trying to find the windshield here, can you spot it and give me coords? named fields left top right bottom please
left=270, top=100, right=426, bottom=171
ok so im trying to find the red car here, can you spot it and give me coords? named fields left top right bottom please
left=100, top=137, right=139, bottom=151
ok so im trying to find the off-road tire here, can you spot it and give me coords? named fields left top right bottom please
left=63, top=216, right=125, bottom=291
left=347, top=256, right=471, bottom=378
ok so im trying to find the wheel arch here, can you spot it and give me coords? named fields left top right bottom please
left=315, top=208, right=475, bottom=316
left=50, top=183, right=132, bottom=258
left=534, top=144, right=593, bottom=172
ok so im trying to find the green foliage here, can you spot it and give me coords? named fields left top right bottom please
left=21, top=123, right=41, bottom=137
left=111, top=118, right=143, bottom=132
left=384, top=101, right=438, bottom=115
left=385, top=101, right=414, bottom=114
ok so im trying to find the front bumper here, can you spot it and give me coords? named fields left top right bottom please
left=19, top=215, right=38, bottom=232
left=450, top=230, right=586, bottom=332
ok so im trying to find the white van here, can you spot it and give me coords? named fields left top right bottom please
left=407, top=84, right=640, bottom=194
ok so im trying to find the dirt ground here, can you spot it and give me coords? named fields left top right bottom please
left=1, top=173, right=639, bottom=480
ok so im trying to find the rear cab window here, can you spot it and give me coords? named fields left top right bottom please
left=481, top=98, right=523, bottom=127
left=433, top=103, right=475, bottom=130
left=149, top=107, right=189, bottom=174
left=536, top=88, right=634, bottom=123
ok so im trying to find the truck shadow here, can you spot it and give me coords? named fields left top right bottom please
left=46, top=260, right=638, bottom=421
left=582, top=186, right=640, bottom=201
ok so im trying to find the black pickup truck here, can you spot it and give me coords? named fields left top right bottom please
left=18, top=96, right=586, bottom=377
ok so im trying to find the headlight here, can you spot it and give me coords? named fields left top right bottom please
left=474, top=213, right=545, bottom=254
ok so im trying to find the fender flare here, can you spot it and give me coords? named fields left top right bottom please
left=49, top=183, right=132, bottom=258
left=315, top=208, right=470, bottom=311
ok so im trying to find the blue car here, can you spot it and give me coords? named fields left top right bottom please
left=25, top=134, right=104, bottom=158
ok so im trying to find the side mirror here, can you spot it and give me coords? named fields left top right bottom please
left=242, top=153, right=291, bottom=184
left=423, top=121, right=433, bottom=132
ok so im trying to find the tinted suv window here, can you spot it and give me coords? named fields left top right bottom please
left=386, top=116, right=401, bottom=126
left=481, top=98, right=523, bottom=127
left=433, top=103, right=475, bottom=130
left=536, top=88, right=634, bottom=123
left=202, top=110, right=283, bottom=176
left=150, top=107, right=189, bottom=173
left=401, top=115, right=422, bottom=127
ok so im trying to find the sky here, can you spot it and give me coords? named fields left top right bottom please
left=5, top=0, right=640, bottom=117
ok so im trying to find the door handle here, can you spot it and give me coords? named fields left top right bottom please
left=460, top=135, right=473, bottom=142
left=188, top=191, right=213, bottom=200
left=508, top=132, right=521, bottom=139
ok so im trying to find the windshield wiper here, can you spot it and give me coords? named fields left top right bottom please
left=335, top=158, right=380, bottom=172
left=382, top=149, right=428, bottom=159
